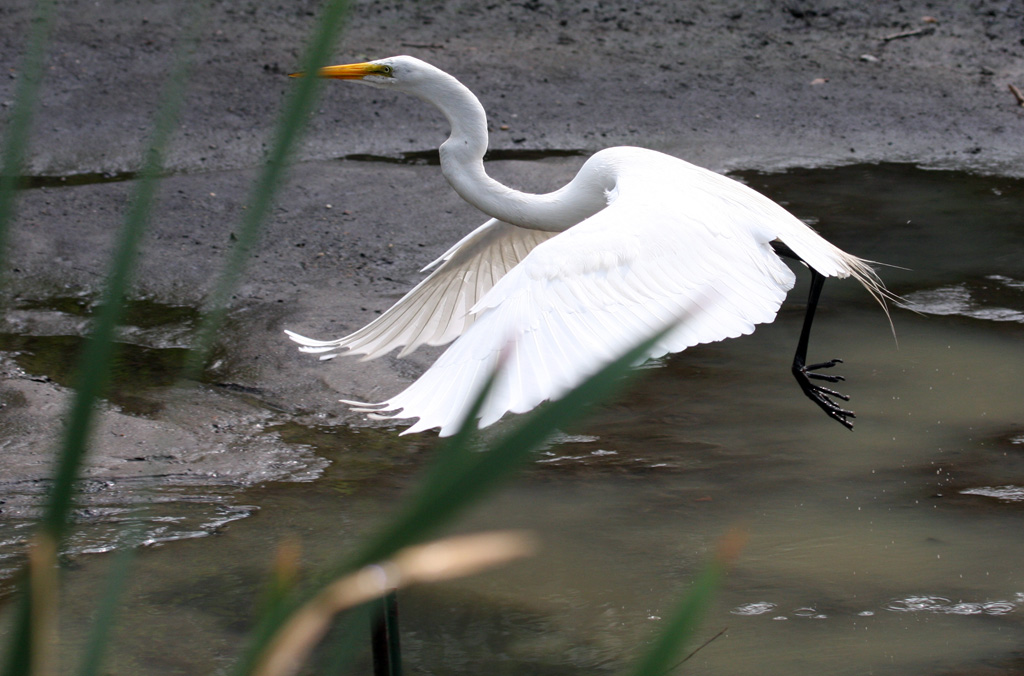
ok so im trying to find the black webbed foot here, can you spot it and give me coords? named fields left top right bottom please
left=793, top=358, right=855, bottom=430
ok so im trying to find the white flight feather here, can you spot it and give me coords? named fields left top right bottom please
left=285, top=219, right=556, bottom=360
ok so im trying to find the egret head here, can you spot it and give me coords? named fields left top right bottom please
left=291, top=55, right=439, bottom=93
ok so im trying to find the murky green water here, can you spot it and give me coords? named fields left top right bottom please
left=0, top=296, right=282, bottom=589
left=0, top=296, right=202, bottom=413
left=3, top=164, right=1024, bottom=674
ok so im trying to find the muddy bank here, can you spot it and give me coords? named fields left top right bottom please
left=1, top=0, right=1022, bottom=559
left=2, top=1, right=1022, bottom=177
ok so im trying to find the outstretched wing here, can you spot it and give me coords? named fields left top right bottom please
left=352, top=156, right=802, bottom=435
left=286, top=219, right=557, bottom=359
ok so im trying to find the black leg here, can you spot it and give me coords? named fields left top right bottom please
left=372, top=590, right=402, bottom=676
left=791, top=269, right=855, bottom=429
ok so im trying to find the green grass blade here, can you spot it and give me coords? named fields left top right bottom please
left=0, top=0, right=54, bottom=617
left=0, top=592, right=32, bottom=676
left=321, top=603, right=377, bottom=675
left=350, top=325, right=673, bottom=571
left=628, top=531, right=744, bottom=676
left=0, top=0, right=55, bottom=289
left=404, top=356, right=500, bottom=501
left=39, top=1, right=202, bottom=545
left=1, top=8, right=203, bottom=676
left=233, top=324, right=673, bottom=675
left=629, top=561, right=723, bottom=676
left=184, top=0, right=351, bottom=378
left=75, top=530, right=140, bottom=676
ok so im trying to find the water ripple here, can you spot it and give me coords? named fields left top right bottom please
left=731, top=602, right=777, bottom=616
left=904, top=276, right=1024, bottom=323
left=960, top=485, right=1024, bottom=502
left=729, top=595, right=1022, bottom=620
left=885, top=595, right=1017, bottom=615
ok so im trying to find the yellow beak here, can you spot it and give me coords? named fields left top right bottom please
left=289, top=62, right=387, bottom=80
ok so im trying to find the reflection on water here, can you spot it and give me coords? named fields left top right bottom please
left=3, top=164, right=1023, bottom=675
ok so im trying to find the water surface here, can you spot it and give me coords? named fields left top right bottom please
left=4, top=163, right=1024, bottom=675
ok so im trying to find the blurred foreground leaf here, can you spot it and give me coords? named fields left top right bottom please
left=253, top=531, right=536, bottom=676
left=185, top=0, right=351, bottom=375
left=629, top=529, right=745, bottom=676
left=1, top=3, right=202, bottom=674
left=0, top=0, right=55, bottom=284
left=235, top=324, right=673, bottom=675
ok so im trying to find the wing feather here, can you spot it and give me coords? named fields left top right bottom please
left=285, top=219, right=557, bottom=359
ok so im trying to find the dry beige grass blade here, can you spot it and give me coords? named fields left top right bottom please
left=253, top=530, right=537, bottom=676
left=28, top=534, right=58, bottom=676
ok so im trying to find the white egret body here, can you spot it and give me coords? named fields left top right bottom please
left=286, top=56, right=885, bottom=435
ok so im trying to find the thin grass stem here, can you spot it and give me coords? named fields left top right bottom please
left=74, top=526, right=143, bottom=676
left=0, top=0, right=56, bottom=295
left=184, top=0, right=351, bottom=378
left=1, top=6, right=205, bottom=675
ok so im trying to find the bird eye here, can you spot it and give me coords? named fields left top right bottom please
left=380, top=65, right=393, bottom=75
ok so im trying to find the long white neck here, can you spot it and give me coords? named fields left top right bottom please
left=412, top=68, right=607, bottom=231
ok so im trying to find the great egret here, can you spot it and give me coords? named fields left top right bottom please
left=286, top=56, right=887, bottom=436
